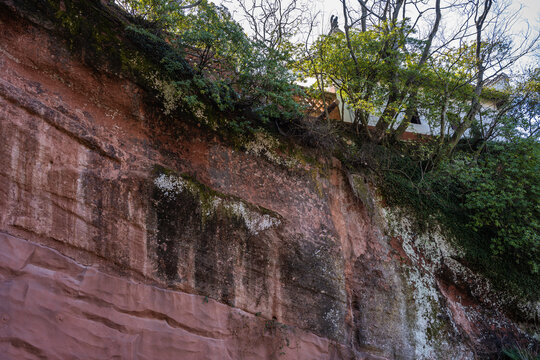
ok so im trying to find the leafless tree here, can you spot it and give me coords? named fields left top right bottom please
left=432, top=0, right=539, bottom=161
left=228, top=0, right=311, bottom=50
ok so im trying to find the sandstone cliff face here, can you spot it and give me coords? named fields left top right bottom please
left=0, top=1, right=536, bottom=359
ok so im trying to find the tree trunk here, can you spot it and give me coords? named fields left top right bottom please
left=435, top=0, right=492, bottom=165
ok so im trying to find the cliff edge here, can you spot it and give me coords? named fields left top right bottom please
left=0, top=1, right=537, bottom=358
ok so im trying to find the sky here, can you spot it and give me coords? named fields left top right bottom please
left=313, top=0, right=540, bottom=28
left=216, top=0, right=540, bottom=69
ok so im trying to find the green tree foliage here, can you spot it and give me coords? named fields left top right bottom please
left=296, top=20, right=425, bottom=140
left=296, top=0, right=444, bottom=143
left=501, top=69, right=540, bottom=140
left=116, top=0, right=188, bottom=25
left=378, top=135, right=540, bottom=298
left=372, top=68, right=539, bottom=294
left=117, top=0, right=303, bottom=128
left=297, top=22, right=411, bottom=127
left=462, top=140, right=539, bottom=274
left=297, top=0, right=537, bottom=158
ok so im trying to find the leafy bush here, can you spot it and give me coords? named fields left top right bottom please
left=462, top=140, right=539, bottom=274
left=376, top=138, right=540, bottom=300
left=118, top=0, right=303, bottom=130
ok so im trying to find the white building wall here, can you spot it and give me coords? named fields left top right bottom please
left=299, top=77, right=504, bottom=139
left=336, top=93, right=436, bottom=136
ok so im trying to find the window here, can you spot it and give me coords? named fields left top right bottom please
left=410, top=109, right=421, bottom=124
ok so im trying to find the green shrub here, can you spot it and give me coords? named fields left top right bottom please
left=463, top=140, right=540, bottom=274
left=376, top=138, right=540, bottom=301
left=119, top=0, right=304, bottom=131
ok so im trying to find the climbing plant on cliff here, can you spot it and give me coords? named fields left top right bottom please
left=378, top=133, right=540, bottom=300
left=463, top=139, right=539, bottom=274
left=363, top=69, right=539, bottom=299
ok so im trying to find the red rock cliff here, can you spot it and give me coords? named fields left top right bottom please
left=0, top=1, right=537, bottom=359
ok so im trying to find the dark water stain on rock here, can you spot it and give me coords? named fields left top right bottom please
left=278, top=232, right=347, bottom=341
left=149, top=166, right=276, bottom=307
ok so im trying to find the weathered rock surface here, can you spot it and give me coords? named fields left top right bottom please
left=0, top=1, right=537, bottom=359
left=0, top=231, right=354, bottom=360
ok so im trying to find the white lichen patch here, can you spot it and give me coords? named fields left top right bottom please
left=406, top=260, right=451, bottom=358
left=154, top=172, right=280, bottom=235
left=383, top=208, right=473, bottom=359
left=221, top=201, right=280, bottom=235
left=154, top=173, right=185, bottom=197
left=383, top=208, right=464, bottom=263
left=245, top=131, right=300, bottom=168
left=323, top=306, right=343, bottom=336
left=147, top=72, right=181, bottom=115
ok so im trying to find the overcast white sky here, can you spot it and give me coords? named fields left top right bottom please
left=224, top=0, right=539, bottom=34
left=313, top=0, right=539, bottom=27
left=216, top=0, right=539, bottom=68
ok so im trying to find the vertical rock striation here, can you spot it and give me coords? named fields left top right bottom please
left=0, top=1, right=537, bottom=359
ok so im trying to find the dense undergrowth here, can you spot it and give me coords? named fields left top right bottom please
left=373, top=138, right=540, bottom=304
